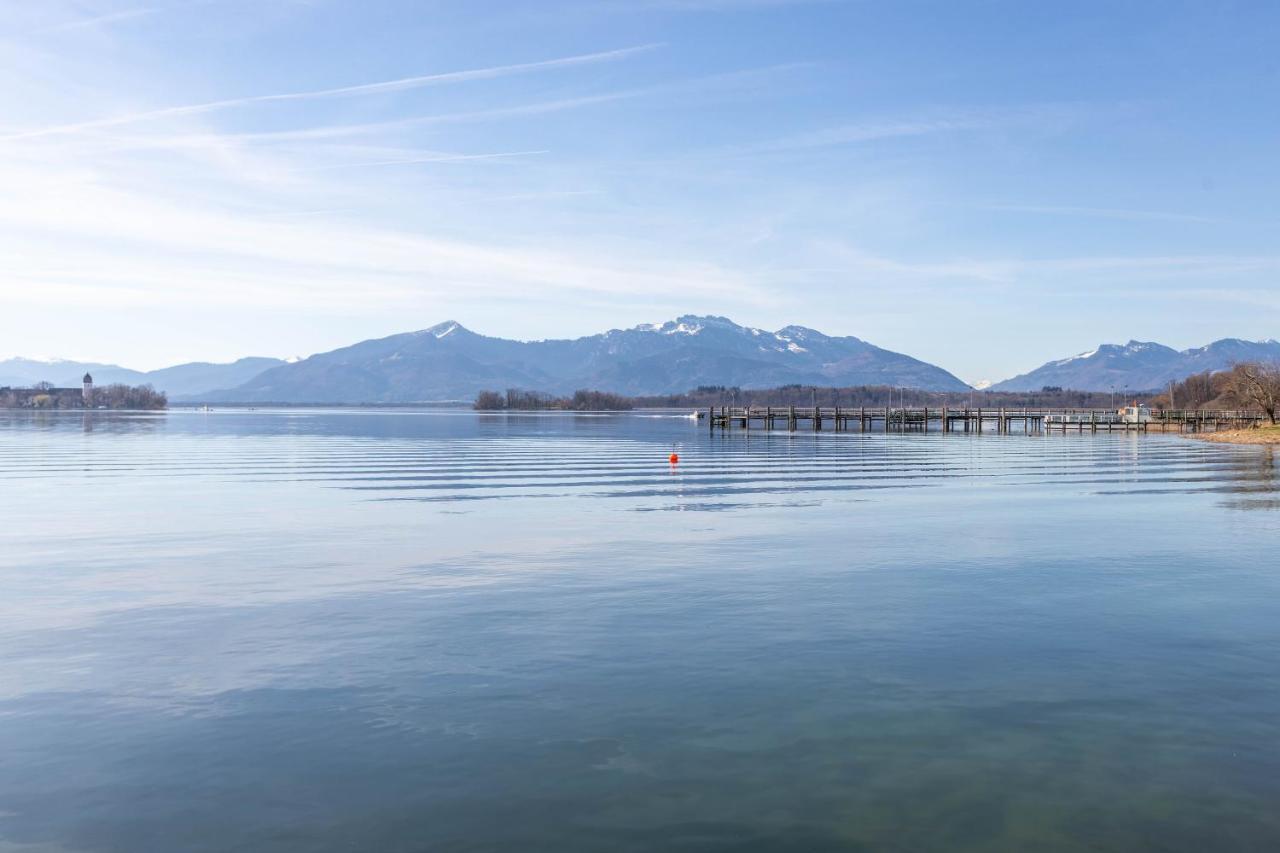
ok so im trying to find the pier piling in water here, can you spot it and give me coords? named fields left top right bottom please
left=706, top=407, right=1263, bottom=434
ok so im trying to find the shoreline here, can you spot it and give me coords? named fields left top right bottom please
left=1188, top=426, right=1280, bottom=445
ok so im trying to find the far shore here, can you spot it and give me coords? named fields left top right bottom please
left=1189, top=425, right=1280, bottom=445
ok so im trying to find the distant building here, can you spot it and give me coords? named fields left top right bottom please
left=0, top=381, right=91, bottom=409
left=0, top=384, right=87, bottom=409
left=1, top=374, right=165, bottom=410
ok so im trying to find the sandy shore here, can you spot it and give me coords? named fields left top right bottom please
left=1189, top=426, right=1280, bottom=445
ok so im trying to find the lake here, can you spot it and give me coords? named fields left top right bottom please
left=1, top=409, right=1278, bottom=852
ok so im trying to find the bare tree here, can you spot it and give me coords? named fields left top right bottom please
left=1225, top=362, right=1280, bottom=424
left=1152, top=370, right=1226, bottom=410
left=474, top=390, right=506, bottom=410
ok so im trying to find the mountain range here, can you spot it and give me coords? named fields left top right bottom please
left=990, top=338, right=1280, bottom=392
left=197, top=316, right=970, bottom=402
left=0, top=357, right=286, bottom=399
left=6, top=320, right=1277, bottom=402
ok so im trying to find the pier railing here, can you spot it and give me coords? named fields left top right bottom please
left=705, top=406, right=1263, bottom=434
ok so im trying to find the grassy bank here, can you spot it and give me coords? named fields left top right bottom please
left=1190, top=425, right=1280, bottom=445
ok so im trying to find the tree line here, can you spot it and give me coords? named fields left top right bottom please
left=0, top=382, right=167, bottom=410
left=476, top=384, right=1128, bottom=410
left=473, top=361, right=1280, bottom=422
left=631, top=384, right=1130, bottom=409
left=89, top=383, right=168, bottom=410
left=474, top=389, right=633, bottom=411
left=1146, top=362, right=1279, bottom=423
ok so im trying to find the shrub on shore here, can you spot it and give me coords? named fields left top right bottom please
left=473, top=389, right=633, bottom=411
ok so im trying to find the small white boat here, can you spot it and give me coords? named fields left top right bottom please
left=1118, top=404, right=1152, bottom=424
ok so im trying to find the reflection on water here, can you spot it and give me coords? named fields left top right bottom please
left=1219, top=446, right=1280, bottom=510
left=1, top=410, right=1278, bottom=852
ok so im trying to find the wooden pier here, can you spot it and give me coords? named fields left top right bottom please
left=705, top=407, right=1263, bottom=434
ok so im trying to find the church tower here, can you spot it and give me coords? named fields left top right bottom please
left=82, top=373, right=93, bottom=407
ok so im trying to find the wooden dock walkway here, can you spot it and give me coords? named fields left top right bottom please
left=705, top=407, right=1263, bottom=434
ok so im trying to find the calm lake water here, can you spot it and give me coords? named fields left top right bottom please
left=2, top=409, right=1279, bottom=852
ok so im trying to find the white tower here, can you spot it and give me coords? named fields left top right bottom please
left=82, top=373, right=93, bottom=407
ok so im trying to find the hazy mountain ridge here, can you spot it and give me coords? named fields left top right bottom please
left=990, top=338, right=1280, bottom=392
left=10, top=328, right=1276, bottom=403
left=198, top=316, right=972, bottom=402
left=0, top=357, right=286, bottom=398
left=0, top=358, right=147, bottom=389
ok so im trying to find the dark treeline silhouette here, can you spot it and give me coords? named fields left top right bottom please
left=0, top=382, right=166, bottom=410
left=91, top=383, right=168, bottom=410
left=477, top=384, right=1142, bottom=411
left=470, top=369, right=1280, bottom=416
left=474, top=389, right=633, bottom=411
left=633, top=384, right=1141, bottom=409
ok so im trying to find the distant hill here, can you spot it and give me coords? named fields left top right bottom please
left=12, top=330, right=1277, bottom=402
left=0, top=357, right=285, bottom=398
left=200, top=316, right=971, bottom=403
left=990, top=339, right=1280, bottom=392
left=148, top=359, right=287, bottom=398
left=0, top=358, right=146, bottom=389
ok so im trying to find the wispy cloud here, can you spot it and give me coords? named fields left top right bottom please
left=55, top=62, right=805, bottom=151
left=1025, top=254, right=1280, bottom=276
left=490, top=190, right=604, bottom=201
left=788, top=240, right=1280, bottom=287
left=0, top=148, right=775, bottom=315
left=737, top=103, right=1092, bottom=154
left=33, top=6, right=158, bottom=34
left=304, top=149, right=550, bottom=171
left=249, top=62, right=807, bottom=142
left=207, top=92, right=645, bottom=143
left=0, top=43, right=661, bottom=141
left=25, top=0, right=219, bottom=35
left=976, top=203, right=1222, bottom=225
left=599, top=0, right=849, bottom=11
left=752, top=117, right=991, bottom=152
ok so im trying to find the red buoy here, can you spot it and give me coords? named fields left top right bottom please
left=669, top=453, right=679, bottom=464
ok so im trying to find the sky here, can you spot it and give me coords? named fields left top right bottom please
left=1, top=0, right=1278, bottom=385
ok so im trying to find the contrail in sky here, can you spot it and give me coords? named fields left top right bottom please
left=0, top=44, right=662, bottom=141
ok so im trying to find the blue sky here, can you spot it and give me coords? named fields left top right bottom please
left=1, top=0, right=1277, bottom=384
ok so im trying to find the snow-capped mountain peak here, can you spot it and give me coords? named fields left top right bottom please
left=421, top=321, right=465, bottom=339
left=201, top=316, right=972, bottom=402
left=991, top=337, right=1280, bottom=391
